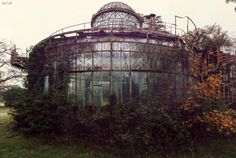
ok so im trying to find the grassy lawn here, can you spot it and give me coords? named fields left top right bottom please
left=0, top=106, right=9, bottom=114
left=0, top=107, right=236, bottom=158
left=0, top=107, right=121, bottom=158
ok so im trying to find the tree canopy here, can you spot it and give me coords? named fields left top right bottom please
left=183, top=25, right=232, bottom=53
left=0, top=40, right=24, bottom=86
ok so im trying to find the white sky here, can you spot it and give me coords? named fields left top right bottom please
left=0, top=0, right=236, bottom=54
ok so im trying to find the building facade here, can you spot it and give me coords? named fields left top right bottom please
left=13, top=2, right=196, bottom=106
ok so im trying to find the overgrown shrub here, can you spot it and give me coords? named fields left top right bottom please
left=11, top=72, right=236, bottom=154
left=56, top=100, right=190, bottom=153
left=10, top=91, right=190, bottom=153
left=3, top=87, right=26, bottom=107
left=10, top=91, right=67, bottom=135
left=109, top=101, right=190, bottom=152
left=181, top=73, right=236, bottom=137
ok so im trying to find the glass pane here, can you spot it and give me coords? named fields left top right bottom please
left=68, top=74, right=76, bottom=102
left=84, top=72, right=92, bottom=105
left=76, top=53, right=84, bottom=71
left=44, top=75, right=49, bottom=94
left=93, top=72, right=103, bottom=106
left=94, top=52, right=103, bottom=70
left=102, top=52, right=110, bottom=70
left=77, top=73, right=85, bottom=106
left=101, top=42, right=110, bottom=50
left=84, top=53, right=92, bottom=70
left=121, top=52, right=130, bottom=70
left=101, top=72, right=110, bottom=106
left=112, top=72, right=122, bottom=104
left=113, top=42, right=121, bottom=50
left=131, top=72, right=140, bottom=99
left=112, top=52, right=121, bottom=70
left=121, top=71, right=131, bottom=103
left=94, top=43, right=102, bottom=51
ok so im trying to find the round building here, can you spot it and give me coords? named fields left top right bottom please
left=28, top=2, right=194, bottom=106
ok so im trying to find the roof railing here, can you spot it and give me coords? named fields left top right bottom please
left=49, top=18, right=188, bottom=38
left=50, top=22, right=91, bottom=37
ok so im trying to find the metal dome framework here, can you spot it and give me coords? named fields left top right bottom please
left=100, top=2, right=134, bottom=11
left=91, top=2, right=143, bottom=29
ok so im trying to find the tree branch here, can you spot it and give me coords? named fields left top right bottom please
left=0, top=74, right=25, bottom=84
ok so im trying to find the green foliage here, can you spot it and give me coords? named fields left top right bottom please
left=26, top=44, right=46, bottom=94
left=3, top=87, right=27, bottom=107
left=10, top=92, right=64, bottom=135
left=2, top=107, right=236, bottom=158
left=109, top=101, right=190, bottom=152
left=10, top=89, right=190, bottom=153
left=0, top=111, right=120, bottom=158
left=183, top=24, right=232, bottom=52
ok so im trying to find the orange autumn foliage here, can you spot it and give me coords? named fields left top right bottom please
left=189, top=57, right=213, bottom=78
left=191, top=73, right=222, bottom=99
left=181, top=72, right=236, bottom=135
left=185, top=109, right=236, bottom=135
left=201, top=110, right=236, bottom=135
left=181, top=73, right=222, bottom=111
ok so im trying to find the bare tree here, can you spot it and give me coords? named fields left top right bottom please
left=0, top=40, right=24, bottom=86
left=225, top=0, right=236, bottom=12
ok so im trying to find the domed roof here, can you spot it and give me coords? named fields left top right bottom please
left=98, top=2, right=135, bottom=13
left=91, top=2, right=143, bottom=28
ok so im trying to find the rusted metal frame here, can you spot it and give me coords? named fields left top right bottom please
left=44, top=43, right=190, bottom=77
left=51, top=53, right=187, bottom=74
left=38, top=25, right=179, bottom=52
left=220, top=64, right=236, bottom=104
left=49, top=26, right=178, bottom=41
left=67, top=69, right=193, bottom=77
left=40, top=29, right=195, bottom=103
left=91, top=49, right=94, bottom=104
left=50, top=22, right=90, bottom=37
left=45, top=49, right=179, bottom=70
left=50, top=31, right=177, bottom=44
left=218, top=66, right=228, bottom=103
left=73, top=51, right=78, bottom=103
left=91, top=8, right=142, bottom=27
left=92, top=12, right=140, bottom=29
left=45, top=44, right=176, bottom=56
left=109, top=40, right=113, bottom=96
left=46, top=36, right=178, bottom=52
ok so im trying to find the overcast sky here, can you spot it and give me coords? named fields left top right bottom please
left=0, top=0, right=236, bottom=54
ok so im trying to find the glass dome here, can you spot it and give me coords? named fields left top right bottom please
left=91, top=2, right=143, bottom=29
left=99, top=1, right=134, bottom=11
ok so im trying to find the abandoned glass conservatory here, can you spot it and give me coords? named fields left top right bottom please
left=27, top=2, right=194, bottom=106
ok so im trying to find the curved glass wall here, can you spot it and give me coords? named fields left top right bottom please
left=68, top=71, right=192, bottom=106
left=46, top=39, right=193, bottom=106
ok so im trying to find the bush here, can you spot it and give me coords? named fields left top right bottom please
left=10, top=72, right=236, bottom=154
left=59, top=99, right=190, bottom=153
left=10, top=91, right=190, bottom=153
left=181, top=73, right=236, bottom=137
left=10, top=91, right=68, bottom=135
left=110, top=101, right=190, bottom=152
left=3, top=87, right=27, bottom=107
